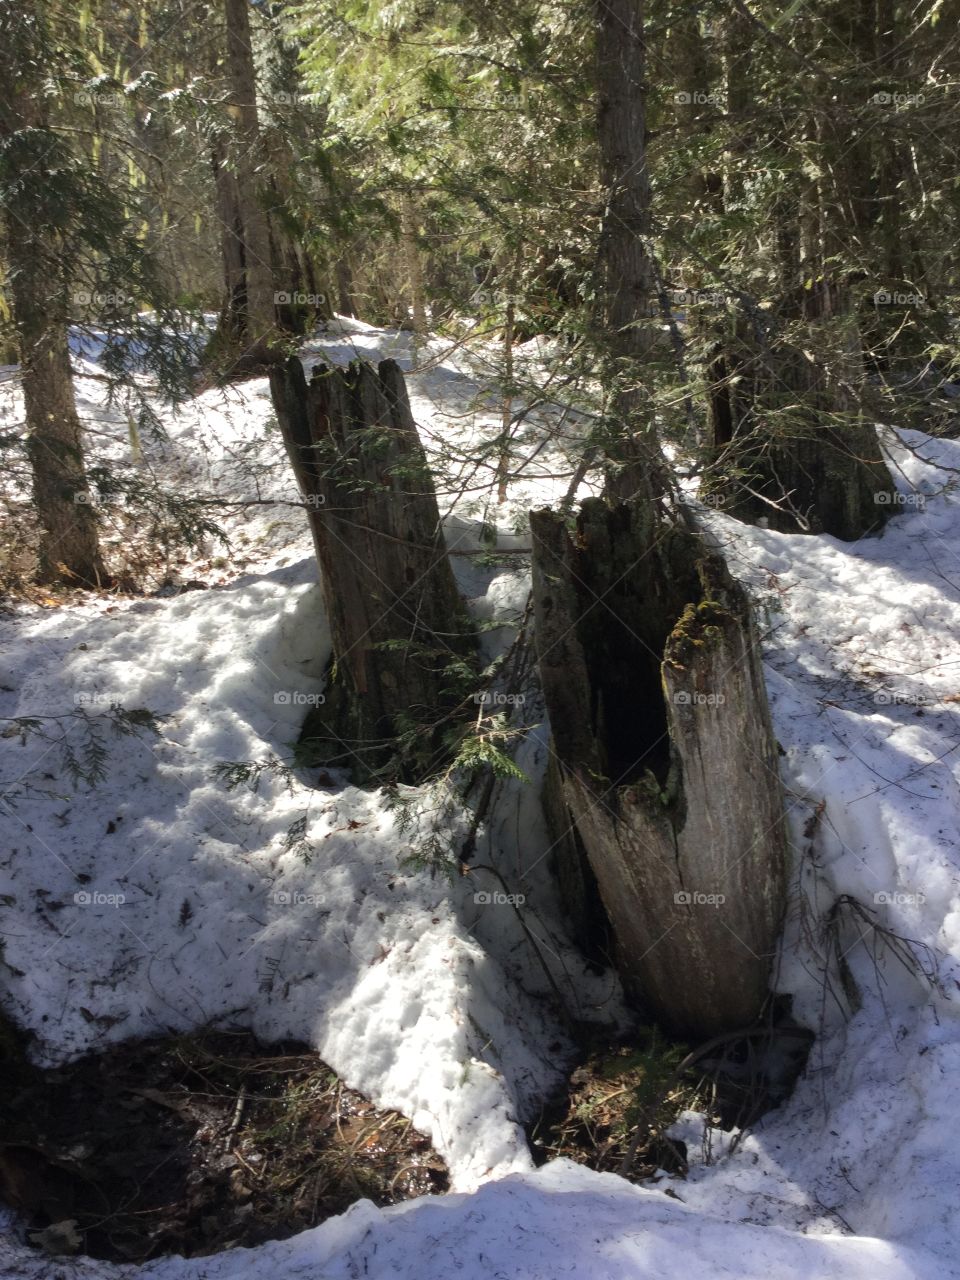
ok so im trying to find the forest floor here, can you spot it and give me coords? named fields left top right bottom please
left=1, top=320, right=959, bottom=1278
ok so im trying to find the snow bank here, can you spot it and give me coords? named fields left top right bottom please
left=3, top=328, right=960, bottom=1276
left=0, top=1161, right=945, bottom=1279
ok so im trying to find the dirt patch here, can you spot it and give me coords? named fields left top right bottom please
left=529, top=1017, right=813, bottom=1180
left=0, top=1027, right=448, bottom=1262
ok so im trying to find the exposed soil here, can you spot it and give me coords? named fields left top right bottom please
left=0, top=1027, right=448, bottom=1262
left=528, top=1015, right=814, bottom=1181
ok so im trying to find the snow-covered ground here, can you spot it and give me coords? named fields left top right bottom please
left=2, top=321, right=960, bottom=1277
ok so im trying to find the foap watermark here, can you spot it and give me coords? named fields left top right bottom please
left=874, top=890, right=926, bottom=907
left=474, top=890, right=525, bottom=906
left=670, top=288, right=726, bottom=307
left=674, top=890, right=725, bottom=907
left=873, top=290, right=924, bottom=306
left=473, top=691, right=525, bottom=708
left=74, top=889, right=126, bottom=907
left=274, top=690, right=326, bottom=706
left=874, top=689, right=931, bottom=707
left=74, top=690, right=123, bottom=707
left=73, top=89, right=128, bottom=108
left=874, top=490, right=925, bottom=508
left=73, top=289, right=131, bottom=307
left=870, top=91, right=924, bottom=107
left=470, top=288, right=512, bottom=308
left=674, top=91, right=722, bottom=107
left=274, top=291, right=326, bottom=307
left=283, top=488, right=326, bottom=509
left=673, top=690, right=726, bottom=707
left=273, top=889, right=326, bottom=907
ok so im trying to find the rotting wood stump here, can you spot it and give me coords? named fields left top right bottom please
left=269, top=356, right=475, bottom=783
left=531, top=495, right=787, bottom=1037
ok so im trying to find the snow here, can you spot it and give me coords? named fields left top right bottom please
left=2, top=323, right=960, bottom=1277
left=0, top=1160, right=943, bottom=1279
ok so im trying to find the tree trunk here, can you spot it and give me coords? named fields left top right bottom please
left=269, top=357, right=475, bottom=783
left=593, top=0, right=674, bottom=515
left=335, top=259, right=357, bottom=318
left=399, top=191, right=427, bottom=335
left=706, top=133, right=896, bottom=540
left=0, top=14, right=106, bottom=587
left=11, top=241, right=107, bottom=587
left=223, top=0, right=278, bottom=362
left=707, top=299, right=896, bottom=541
left=211, top=133, right=246, bottom=345
left=496, top=245, right=523, bottom=504
left=674, top=12, right=723, bottom=214
left=531, top=498, right=787, bottom=1037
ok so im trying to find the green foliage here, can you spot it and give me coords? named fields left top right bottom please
left=211, top=758, right=299, bottom=793
left=281, top=813, right=313, bottom=862
left=537, top=1027, right=700, bottom=1180
left=451, top=728, right=528, bottom=784
left=84, top=467, right=230, bottom=558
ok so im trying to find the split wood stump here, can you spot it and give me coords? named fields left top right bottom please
left=531, top=495, right=787, bottom=1036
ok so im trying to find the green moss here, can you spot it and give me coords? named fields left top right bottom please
left=627, top=762, right=683, bottom=812
left=665, top=595, right=734, bottom=670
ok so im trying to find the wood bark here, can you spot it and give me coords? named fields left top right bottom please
left=269, top=357, right=475, bottom=782
left=399, top=192, right=426, bottom=335
left=211, top=132, right=247, bottom=345
left=707, top=169, right=896, bottom=538
left=707, top=296, right=896, bottom=541
left=10, top=240, right=107, bottom=587
left=223, top=0, right=278, bottom=361
left=596, top=0, right=653, bottom=371
left=0, top=12, right=106, bottom=586
left=531, top=498, right=787, bottom=1036
left=593, top=0, right=672, bottom=505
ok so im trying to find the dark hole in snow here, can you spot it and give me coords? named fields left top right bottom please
left=0, top=1027, right=448, bottom=1263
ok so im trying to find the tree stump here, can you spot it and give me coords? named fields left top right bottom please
left=269, top=357, right=475, bottom=783
left=706, top=287, right=896, bottom=542
left=531, top=495, right=787, bottom=1037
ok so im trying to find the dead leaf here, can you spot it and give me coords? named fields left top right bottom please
left=28, top=1219, right=81, bottom=1255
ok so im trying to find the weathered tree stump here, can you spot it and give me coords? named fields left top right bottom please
left=531, top=494, right=787, bottom=1037
left=269, top=357, right=475, bottom=783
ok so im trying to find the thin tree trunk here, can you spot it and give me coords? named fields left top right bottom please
left=496, top=245, right=522, bottom=504
left=399, top=191, right=426, bottom=335
left=675, top=12, right=723, bottom=213
left=707, top=120, right=896, bottom=538
left=10, top=231, right=107, bottom=586
left=335, top=259, right=357, bottom=318
left=595, top=0, right=659, bottom=473
left=223, top=0, right=278, bottom=361
left=211, top=133, right=246, bottom=345
left=0, top=14, right=106, bottom=587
